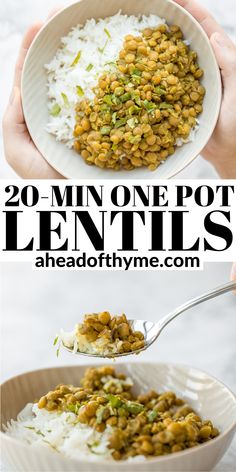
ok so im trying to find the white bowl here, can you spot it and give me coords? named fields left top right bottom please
left=1, top=362, right=236, bottom=471
left=21, top=0, right=221, bottom=179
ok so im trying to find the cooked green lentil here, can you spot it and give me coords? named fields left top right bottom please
left=38, top=366, right=219, bottom=460
left=74, top=24, right=205, bottom=170
left=78, top=312, right=145, bottom=354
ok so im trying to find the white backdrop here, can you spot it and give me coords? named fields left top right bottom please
left=1, top=0, right=236, bottom=470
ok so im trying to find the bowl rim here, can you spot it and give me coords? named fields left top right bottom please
left=21, top=0, right=222, bottom=180
left=1, top=361, right=236, bottom=466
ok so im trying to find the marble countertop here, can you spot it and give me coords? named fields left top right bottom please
left=0, top=0, right=236, bottom=470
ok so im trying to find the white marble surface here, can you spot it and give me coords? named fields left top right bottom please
left=0, top=1, right=236, bottom=471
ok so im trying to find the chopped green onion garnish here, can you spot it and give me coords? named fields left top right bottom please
left=114, top=117, right=127, bottom=128
left=53, top=335, right=59, bottom=346
left=100, top=126, right=111, bottom=135
left=111, top=95, right=121, bottom=105
left=127, top=117, right=138, bottom=129
left=129, top=135, right=141, bottom=144
left=71, top=50, right=81, bottom=67
left=154, top=86, right=166, bottom=96
left=147, top=410, right=158, bottom=422
left=112, top=112, right=117, bottom=124
left=128, top=105, right=141, bottom=115
left=61, top=92, right=69, bottom=107
left=105, top=61, right=117, bottom=67
left=86, top=63, right=93, bottom=72
left=76, top=85, right=84, bottom=97
left=125, top=401, right=144, bottom=415
left=159, top=102, right=173, bottom=109
left=120, top=92, right=131, bottom=103
left=104, top=28, right=111, bottom=39
left=107, top=394, right=123, bottom=409
left=35, top=430, right=45, bottom=437
left=98, top=39, right=109, bottom=54
left=132, top=75, right=141, bottom=84
left=133, top=69, right=142, bottom=77
left=103, top=95, right=113, bottom=106
left=144, top=100, right=157, bottom=112
left=131, top=92, right=142, bottom=106
left=96, top=406, right=107, bottom=424
left=67, top=403, right=81, bottom=414
left=50, top=104, right=61, bottom=117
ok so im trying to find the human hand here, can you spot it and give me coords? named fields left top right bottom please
left=2, top=15, right=64, bottom=179
left=231, top=262, right=236, bottom=279
left=174, top=0, right=236, bottom=179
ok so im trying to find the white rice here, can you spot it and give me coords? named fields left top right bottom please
left=45, top=12, right=198, bottom=152
left=59, top=325, right=134, bottom=356
left=5, top=402, right=145, bottom=462
left=45, top=12, right=166, bottom=146
left=5, top=403, right=113, bottom=461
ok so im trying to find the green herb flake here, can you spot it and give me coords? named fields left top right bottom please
left=127, top=117, right=138, bottom=129
left=114, top=118, right=127, bottom=128
left=70, top=50, right=81, bottom=67
left=24, top=426, right=35, bottom=430
left=100, top=126, right=111, bottom=135
left=131, top=92, right=142, bottom=107
left=154, top=86, right=166, bottom=96
left=98, top=39, right=109, bottom=54
left=132, top=77, right=141, bottom=85
left=67, top=403, right=80, bottom=414
left=131, top=69, right=142, bottom=84
left=103, top=95, right=113, bottom=106
left=129, top=135, right=141, bottom=144
left=147, top=410, right=158, bottom=422
left=61, top=92, right=69, bottom=107
left=144, top=100, right=157, bottom=112
left=111, top=95, right=121, bottom=106
left=88, top=441, right=105, bottom=455
left=76, top=85, right=84, bottom=97
left=159, top=102, right=173, bottom=109
left=56, top=346, right=60, bottom=358
left=125, top=401, right=144, bottom=415
left=50, top=104, right=61, bottom=117
left=133, top=69, right=142, bottom=77
left=107, top=394, right=123, bottom=409
left=112, top=112, right=117, bottom=124
left=67, top=404, right=76, bottom=413
left=104, top=28, right=111, bottom=39
left=105, top=61, right=117, bottom=67
left=53, top=335, right=59, bottom=346
left=128, top=105, right=141, bottom=115
left=120, top=92, right=131, bottom=103
left=36, top=430, right=45, bottom=437
left=86, top=63, right=93, bottom=72
left=96, top=406, right=106, bottom=424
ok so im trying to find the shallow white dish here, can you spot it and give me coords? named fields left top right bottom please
left=1, top=362, right=236, bottom=471
left=21, top=0, right=221, bottom=179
